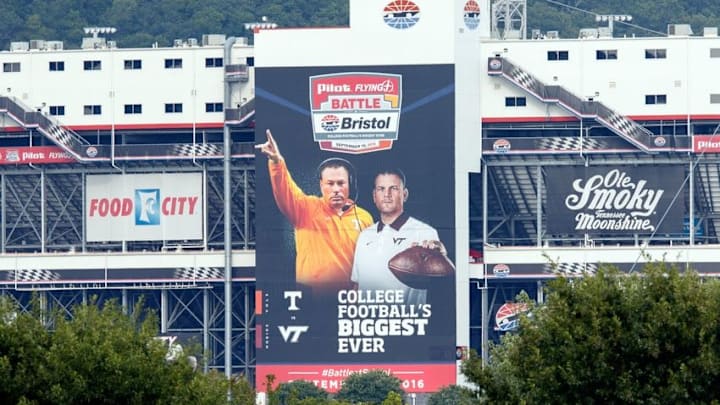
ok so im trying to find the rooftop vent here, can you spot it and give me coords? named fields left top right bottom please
left=546, top=30, right=559, bottom=39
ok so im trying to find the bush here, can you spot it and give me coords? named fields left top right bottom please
left=272, top=380, right=328, bottom=405
left=428, top=385, right=476, bottom=405
left=336, top=370, right=404, bottom=404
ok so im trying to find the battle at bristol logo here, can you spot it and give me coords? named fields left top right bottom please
left=309, top=72, right=402, bottom=154
left=463, top=0, right=481, bottom=30
left=383, top=0, right=420, bottom=29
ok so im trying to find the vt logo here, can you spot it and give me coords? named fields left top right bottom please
left=393, top=237, right=406, bottom=245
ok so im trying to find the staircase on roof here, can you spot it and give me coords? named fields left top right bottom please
left=487, top=56, right=659, bottom=153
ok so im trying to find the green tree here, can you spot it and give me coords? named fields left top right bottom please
left=463, top=262, right=720, bottom=404
left=271, top=380, right=329, bottom=405
left=336, top=370, right=404, bottom=405
left=0, top=296, right=255, bottom=404
left=427, top=384, right=476, bottom=405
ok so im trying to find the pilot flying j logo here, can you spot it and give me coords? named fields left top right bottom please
left=309, top=72, right=402, bottom=154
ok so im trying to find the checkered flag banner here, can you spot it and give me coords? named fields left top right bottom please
left=172, top=144, right=223, bottom=158
left=537, top=136, right=608, bottom=151
left=543, top=263, right=598, bottom=276
left=510, top=68, right=538, bottom=92
left=7, top=269, right=61, bottom=282
left=47, top=125, right=73, bottom=148
left=174, top=267, right=224, bottom=280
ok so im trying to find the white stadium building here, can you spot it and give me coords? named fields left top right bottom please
left=1, top=0, right=719, bottom=396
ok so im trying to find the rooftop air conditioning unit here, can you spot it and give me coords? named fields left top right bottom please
left=668, top=24, right=693, bottom=36
left=546, top=30, right=559, bottom=39
left=81, top=37, right=106, bottom=49
left=10, top=42, right=29, bottom=52
left=107, top=40, right=116, bottom=48
left=46, top=41, right=64, bottom=50
left=187, top=38, right=198, bottom=46
left=579, top=28, right=599, bottom=39
left=173, top=39, right=184, bottom=47
left=597, top=27, right=612, bottom=38
left=202, top=34, right=226, bottom=46
left=29, top=39, right=45, bottom=50
left=704, top=27, right=718, bottom=37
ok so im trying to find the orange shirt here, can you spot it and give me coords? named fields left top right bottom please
left=269, top=160, right=373, bottom=290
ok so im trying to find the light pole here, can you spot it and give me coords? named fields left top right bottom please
left=595, top=14, right=632, bottom=36
left=243, top=16, right=278, bottom=34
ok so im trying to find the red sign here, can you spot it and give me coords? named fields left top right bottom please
left=693, top=135, right=720, bottom=153
left=256, top=363, right=455, bottom=393
left=309, top=72, right=402, bottom=154
left=0, top=146, right=75, bottom=164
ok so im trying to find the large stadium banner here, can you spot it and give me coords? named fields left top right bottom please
left=86, top=173, right=203, bottom=242
left=255, top=65, right=456, bottom=393
left=545, top=166, right=685, bottom=235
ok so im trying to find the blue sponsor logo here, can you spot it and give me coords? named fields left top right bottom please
left=135, top=189, right=160, bottom=225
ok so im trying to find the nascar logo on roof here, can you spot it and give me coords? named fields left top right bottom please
left=383, top=0, right=420, bottom=29
left=463, top=0, right=481, bottom=30
left=309, top=72, right=402, bottom=154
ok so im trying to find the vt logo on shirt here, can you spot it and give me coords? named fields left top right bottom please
left=393, top=237, right=406, bottom=245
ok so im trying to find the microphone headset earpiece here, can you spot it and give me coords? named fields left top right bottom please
left=316, top=157, right=358, bottom=211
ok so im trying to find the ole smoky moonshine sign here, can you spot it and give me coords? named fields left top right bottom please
left=545, top=166, right=684, bottom=235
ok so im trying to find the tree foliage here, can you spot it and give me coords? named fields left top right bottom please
left=271, top=380, right=329, bottom=405
left=0, top=296, right=254, bottom=404
left=463, top=262, right=720, bottom=404
left=427, top=384, right=476, bottom=405
left=0, top=0, right=348, bottom=50
left=1, top=1, right=719, bottom=50
left=335, top=370, right=405, bottom=405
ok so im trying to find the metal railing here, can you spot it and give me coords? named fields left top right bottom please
left=489, top=57, right=657, bottom=152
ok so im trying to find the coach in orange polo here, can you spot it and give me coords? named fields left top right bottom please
left=256, top=129, right=373, bottom=292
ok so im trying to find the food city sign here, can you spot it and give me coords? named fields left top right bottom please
left=309, top=72, right=402, bottom=154
left=86, top=173, right=203, bottom=242
left=546, top=166, right=684, bottom=235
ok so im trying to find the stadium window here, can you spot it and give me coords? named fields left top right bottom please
left=49, top=105, right=65, bottom=116
left=49, top=61, right=65, bottom=71
left=83, top=105, right=102, bottom=115
left=645, top=94, right=667, bottom=105
left=596, top=49, right=618, bottom=60
left=164, top=58, right=183, bottom=69
left=505, top=97, right=526, bottom=107
left=205, top=57, right=223, bottom=67
left=165, top=103, right=183, bottom=113
left=3, top=62, right=20, bottom=73
left=246, top=57, right=254, bottom=66
left=124, top=104, right=142, bottom=114
left=711, top=48, right=720, bottom=58
left=124, top=59, right=142, bottom=70
left=645, top=49, right=667, bottom=59
left=83, top=60, right=101, bottom=70
left=205, top=102, right=223, bottom=112
left=710, top=94, right=720, bottom=104
left=547, top=50, right=569, bottom=61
